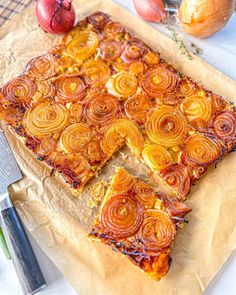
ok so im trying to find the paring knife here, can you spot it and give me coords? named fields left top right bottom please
left=0, top=130, right=46, bottom=295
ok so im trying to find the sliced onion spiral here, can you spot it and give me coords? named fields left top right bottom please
left=181, top=95, right=212, bottom=123
left=110, top=168, right=136, bottom=194
left=209, top=110, right=236, bottom=144
left=87, top=11, right=109, bottom=29
left=140, top=64, right=179, bottom=97
left=99, top=39, right=123, bottom=61
left=133, top=181, right=156, bottom=208
left=101, top=119, right=144, bottom=156
left=105, top=21, right=124, bottom=35
left=137, top=209, right=176, bottom=251
left=69, top=103, right=83, bottom=122
left=60, top=123, right=92, bottom=153
left=81, top=61, right=111, bottom=85
left=67, top=30, right=99, bottom=60
left=84, top=93, right=119, bottom=126
left=101, top=194, right=144, bottom=239
left=124, top=94, right=152, bottom=124
left=142, top=144, right=173, bottom=171
left=159, top=163, right=191, bottom=200
left=121, top=38, right=148, bottom=63
left=146, top=106, right=188, bottom=147
left=27, top=54, right=57, bottom=80
left=36, top=137, right=56, bottom=156
left=23, top=102, right=69, bottom=138
left=2, top=75, right=36, bottom=105
left=183, top=134, right=222, bottom=166
left=106, top=72, right=138, bottom=99
left=54, top=75, right=86, bottom=103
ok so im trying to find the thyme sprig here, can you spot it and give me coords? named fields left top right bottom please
left=167, top=26, right=203, bottom=60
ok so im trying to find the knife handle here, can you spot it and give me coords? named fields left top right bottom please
left=1, top=204, right=46, bottom=295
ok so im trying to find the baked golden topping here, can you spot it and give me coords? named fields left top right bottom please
left=1, top=11, right=235, bottom=194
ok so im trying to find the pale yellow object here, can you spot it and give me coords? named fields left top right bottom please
left=0, top=1, right=236, bottom=295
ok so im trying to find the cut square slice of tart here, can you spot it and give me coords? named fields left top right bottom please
left=88, top=167, right=191, bottom=280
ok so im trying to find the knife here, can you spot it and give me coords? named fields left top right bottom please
left=0, top=130, right=46, bottom=295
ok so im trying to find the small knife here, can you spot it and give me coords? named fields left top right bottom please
left=0, top=130, right=46, bottom=295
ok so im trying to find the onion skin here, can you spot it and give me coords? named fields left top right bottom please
left=179, top=0, right=235, bottom=38
left=36, top=0, right=75, bottom=34
left=133, top=0, right=167, bottom=23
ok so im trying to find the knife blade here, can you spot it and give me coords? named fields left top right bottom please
left=0, top=130, right=46, bottom=295
left=0, top=130, right=22, bottom=209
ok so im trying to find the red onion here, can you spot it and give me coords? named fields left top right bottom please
left=133, top=0, right=167, bottom=23
left=36, top=0, right=76, bottom=34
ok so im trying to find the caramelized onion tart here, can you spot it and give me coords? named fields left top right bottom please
left=0, top=11, right=235, bottom=195
left=89, top=167, right=191, bottom=280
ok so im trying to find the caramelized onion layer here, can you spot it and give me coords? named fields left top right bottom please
left=142, top=144, right=173, bottom=171
left=23, top=102, right=69, bottom=138
left=133, top=181, right=156, bottom=208
left=181, top=95, right=212, bottom=122
left=105, top=21, right=124, bottom=34
left=159, top=163, right=191, bottom=200
left=159, top=194, right=192, bottom=217
left=146, top=106, right=188, bottom=147
left=27, top=54, right=57, bottom=80
left=60, top=123, right=92, bottom=153
left=183, top=134, right=222, bottom=166
left=70, top=103, right=83, bottom=122
left=101, top=195, right=144, bottom=239
left=101, top=119, right=144, bottom=156
left=137, top=209, right=176, bottom=251
left=99, top=39, right=123, bottom=61
left=111, top=168, right=136, bottom=194
left=121, top=38, right=148, bottom=63
left=143, top=51, right=160, bottom=65
left=87, top=12, right=109, bottom=29
left=85, top=93, right=119, bottom=126
left=34, top=80, right=55, bottom=100
left=209, top=110, right=236, bottom=144
left=178, top=78, right=198, bottom=97
left=67, top=30, right=99, bottom=60
left=124, top=94, right=152, bottom=124
left=107, top=72, right=138, bottom=99
left=36, top=137, right=56, bottom=156
left=82, top=61, right=111, bottom=85
left=2, top=76, right=36, bottom=105
left=141, top=65, right=179, bottom=97
left=54, top=75, right=86, bottom=103
left=0, top=107, right=23, bottom=127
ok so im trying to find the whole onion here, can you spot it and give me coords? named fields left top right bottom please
left=179, top=0, right=236, bottom=38
left=36, top=0, right=76, bottom=34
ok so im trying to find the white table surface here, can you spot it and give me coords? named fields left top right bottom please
left=1, top=1, right=236, bottom=295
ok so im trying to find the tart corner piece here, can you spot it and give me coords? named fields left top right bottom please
left=88, top=167, right=191, bottom=280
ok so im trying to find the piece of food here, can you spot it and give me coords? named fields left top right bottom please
left=89, top=167, right=191, bottom=280
left=0, top=11, right=235, bottom=193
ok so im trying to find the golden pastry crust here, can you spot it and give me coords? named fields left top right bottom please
left=0, top=11, right=235, bottom=193
left=89, top=167, right=191, bottom=280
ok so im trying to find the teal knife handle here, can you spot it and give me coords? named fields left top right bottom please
left=0, top=227, right=11, bottom=259
left=1, top=205, right=46, bottom=295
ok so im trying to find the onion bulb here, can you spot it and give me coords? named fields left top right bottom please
left=36, top=0, right=75, bottom=34
left=179, top=0, right=236, bottom=38
left=133, top=0, right=167, bottom=23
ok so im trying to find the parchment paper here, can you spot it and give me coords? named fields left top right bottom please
left=0, top=1, right=236, bottom=294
